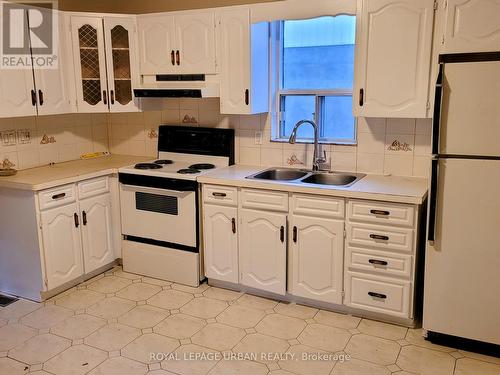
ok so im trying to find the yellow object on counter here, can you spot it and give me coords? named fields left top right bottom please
left=80, top=152, right=110, bottom=160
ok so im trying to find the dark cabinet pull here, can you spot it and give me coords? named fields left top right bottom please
left=231, top=218, right=236, bottom=234
left=82, top=211, right=87, bottom=226
left=103, top=90, right=107, bottom=105
left=370, top=234, right=389, bottom=241
left=110, top=90, right=115, bottom=105
left=74, top=213, right=79, bottom=228
left=369, top=259, right=388, bottom=266
left=368, top=292, right=387, bottom=299
left=280, top=226, right=285, bottom=243
left=51, top=193, right=66, bottom=200
left=31, top=90, right=37, bottom=106
left=245, top=89, right=249, bottom=105
left=176, top=50, right=180, bottom=65
left=212, top=192, right=227, bottom=197
left=359, top=88, right=364, bottom=106
left=171, top=50, right=175, bottom=66
left=293, top=226, right=297, bottom=243
left=38, top=90, right=44, bottom=106
left=370, top=209, right=390, bottom=216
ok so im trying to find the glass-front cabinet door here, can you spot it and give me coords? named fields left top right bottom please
left=103, top=17, right=139, bottom=112
left=71, top=16, right=109, bottom=112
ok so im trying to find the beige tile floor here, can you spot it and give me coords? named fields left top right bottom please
left=0, top=266, right=499, bottom=375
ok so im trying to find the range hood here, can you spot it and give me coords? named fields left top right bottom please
left=135, top=74, right=220, bottom=98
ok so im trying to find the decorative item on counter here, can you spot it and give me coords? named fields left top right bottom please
left=287, top=154, right=304, bottom=166
left=0, top=157, right=17, bottom=176
left=182, top=114, right=198, bottom=124
left=387, top=139, right=412, bottom=152
left=80, top=151, right=110, bottom=159
left=40, top=134, right=56, bottom=144
left=148, top=129, right=158, bottom=139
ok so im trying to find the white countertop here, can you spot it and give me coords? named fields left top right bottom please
left=0, top=155, right=149, bottom=191
left=198, top=165, right=429, bottom=205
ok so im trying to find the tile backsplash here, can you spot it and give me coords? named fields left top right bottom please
left=0, top=113, right=109, bottom=170
left=1, top=98, right=432, bottom=178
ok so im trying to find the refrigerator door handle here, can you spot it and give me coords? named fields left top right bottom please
left=432, top=63, right=444, bottom=155
left=428, top=158, right=439, bottom=244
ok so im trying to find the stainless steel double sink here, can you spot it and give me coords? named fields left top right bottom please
left=246, top=168, right=366, bottom=187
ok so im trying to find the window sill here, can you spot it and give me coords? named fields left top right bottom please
left=270, top=138, right=357, bottom=146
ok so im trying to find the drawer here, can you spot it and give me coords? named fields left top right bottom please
left=78, top=176, right=110, bottom=199
left=291, top=194, right=344, bottom=219
left=347, top=223, right=414, bottom=253
left=346, top=272, right=411, bottom=318
left=203, top=185, right=238, bottom=206
left=240, top=188, right=288, bottom=212
left=347, top=246, right=412, bottom=278
left=38, top=184, right=77, bottom=211
left=348, top=200, right=415, bottom=227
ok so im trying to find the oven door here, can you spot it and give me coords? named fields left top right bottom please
left=119, top=175, right=197, bottom=248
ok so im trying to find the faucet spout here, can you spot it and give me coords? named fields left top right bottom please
left=288, top=120, right=326, bottom=171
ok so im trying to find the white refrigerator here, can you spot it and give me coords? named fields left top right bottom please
left=424, top=52, right=500, bottom=347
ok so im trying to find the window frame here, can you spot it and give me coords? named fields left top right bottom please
left=272, top=19, right=357, bottom=145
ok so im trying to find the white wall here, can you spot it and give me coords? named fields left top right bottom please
left=108, top=98, right=432, bottom=178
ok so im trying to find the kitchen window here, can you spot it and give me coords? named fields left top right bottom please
left=272, top=16, right=357, bottom=144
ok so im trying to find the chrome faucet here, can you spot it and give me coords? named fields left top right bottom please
left=288, top=119, right=327, bottom=171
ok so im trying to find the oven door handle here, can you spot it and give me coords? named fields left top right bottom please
left=120, top=183, right=192, bottom=196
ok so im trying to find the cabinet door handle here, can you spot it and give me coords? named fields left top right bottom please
left=231, top=218, right=236, bottom=234
left=212, top=192, right=227, bottom=197
left=31, top=90, right=37, bottom=106
left=370, top=234, right=389, bottom=241
left=110, top=90, right=115, bottom=105
left=280, top=226, right=285, bottom=243
left=51, top=193, right=66, bottom=200
left=369, top=259, right=388, bottom=266
left=293, top=226, right=297, bottom=243
left=359, top=88, right=364, bottom=106
left=82, top=211, right=87, bottom=226
left=38, top=90, right=44, bottom=106
left=171, top=50, right=175, bottom=66
left=103, top=90, right=107, bottom=105
left=74, top=213, right=79, bottom=228
left=368, top=291, right=387, bottom=299
left=245, top=89, right=249, bottom=105
left=176, top=50, right=180, bottom=65
left=370, top=209, right=390, bottom=216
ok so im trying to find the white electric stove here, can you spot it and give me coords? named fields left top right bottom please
left=118, top=126, right=235, bottom=286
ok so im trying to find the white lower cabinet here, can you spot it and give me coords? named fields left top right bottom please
left=41, top=203, right=84, bottom=290
left=289, top=215, right=344, bottom=304
left=239, top=208, right=287, bottom=295
left=203, top=204, right=239, bottom=283
left=80, top=193, right=114, bottom=274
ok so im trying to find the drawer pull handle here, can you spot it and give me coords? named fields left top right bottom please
left=292, top=226, right=297, bottom=243
left=82, top=211, right=87, bottom=226
left=52, top=193, right=66, bottom=200
left=280, top=226, right=285, bottom=243
left=368, top=292, right=387, bottom=299
left=231, top=218, right=236, bottom=234
left=369, top=259, right=388, bottom=266
left=370, top=209, right=390, bottom=216
left=212, top=192, right=227, bottom=197
left=370, top=234, right=389, bottom=241
left=74, top=213, right=79, bottom=228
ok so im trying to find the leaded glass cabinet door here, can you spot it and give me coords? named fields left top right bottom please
left=104, top=17, right=139, bottom=112
left=71, top=16, right=109, bottom=112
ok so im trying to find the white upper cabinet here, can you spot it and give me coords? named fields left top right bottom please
left=138, top=11, right=216, bottom=75
left=239, top=208, right=287, bottom=295
left=71, top=15, right=139, bottom=113
left=217, top=8, right=269, bottom=115
left=289, top=215, right=345, bottom=304
left=0, top=69, right=37, bottom=118
left=442, top=0, right=500, bottom=53
left=353, top=0, right=435, bottom=118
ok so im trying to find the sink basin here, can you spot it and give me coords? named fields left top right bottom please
left=301, top=173, right=365, bottom=186
left=247, top=168, right=309, bottom=181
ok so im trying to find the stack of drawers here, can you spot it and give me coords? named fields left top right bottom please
left=344, top=199, right=417, bottom=319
